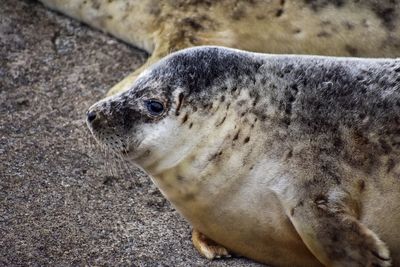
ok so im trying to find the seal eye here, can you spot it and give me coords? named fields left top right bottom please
left=145, top=100, right=164, bottom=116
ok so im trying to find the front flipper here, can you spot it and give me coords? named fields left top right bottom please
left=284, top=185, right=391, bottom=267
left=192, top=229, right=231, bottom=260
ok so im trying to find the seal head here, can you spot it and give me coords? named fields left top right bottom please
left=86, top=46, right=263, bottom=173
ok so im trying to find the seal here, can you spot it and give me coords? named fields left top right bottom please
left=86, top=46, right=400, bottom=267
left=39, top=0, right=400, bottom=95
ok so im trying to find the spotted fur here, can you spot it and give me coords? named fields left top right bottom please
left=39, top=0, right=400, bottom=96
left=87, top=46, right=400, bottom=267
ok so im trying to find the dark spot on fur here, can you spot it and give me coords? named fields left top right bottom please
left=327, top=137, right=341, bottom=152
left=358, top=113, right=366, bottom=120
left=181, top=17, right=204, bottom=31
left=288, top=94, right=296, bottom=103
left=361, top=18, right=369, bottom=28
left=243, top=136, right=250, bottom=143
left=233, top=131, right=240, bottom=141
left=148, top=1, right=161, bottom=16
left=226, top=103, right=231, bottom=110
left=291, top=84, right=299, bottom=93
left=282, top=84, right=299, bottom=123
left=231, top=5, right=246, bottom=20
left=358, top=180, right=365, bottom=192
left=216, top=115, right=226, bottom=126
left=275, top=8, right=284, bottom=17
left=237, top=100, right=246, bottom=107
left=173, top=0, right=213, bottom=9
left=386, top=158, right=395, bottom=173
left=290, top=208, right=295, bottom=216
left=317, top=31, right=331, bottom=38
left=182, top=114, right=189, bottom=123
left=183, top=192, right=196, bottom=201
left=220, top=95, right=225, bottom=102
left=285, top=149, right=293, bottom=159
left=342, top=21, right=355, bottom=30
left=353, top=131, right=369, bottom=146
left=282, top=117, right=291, bottom=126
left=252, top=94, right=260, bottom=107
left=209, top=150, right=223, bottom=161
left=103, top=176, right=116, bottom=186
left=175, top=93, right=184, bottom=116
left=373, top=5, right=397, bottom=30
left=293, top=28, right=302, bottom=34
left=177, top=175, right=185, bottom=181
left=345, top=45, right=358, bottom=56
left=202, top=103, right=213, bottom=110
left=305, top=1, right=398, bottom=31
left=91, top=1, right=101, bottom=10
left=304, top=0, right=344, bottom=12
left=189, top=122, right=193, bottom=129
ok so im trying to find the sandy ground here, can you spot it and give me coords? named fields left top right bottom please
left=0, top=0, right=264, bottom=266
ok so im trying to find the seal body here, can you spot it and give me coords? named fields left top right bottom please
left=87, top=46, right=400, bottom=266
left=39, top=0, right=400, bottom=95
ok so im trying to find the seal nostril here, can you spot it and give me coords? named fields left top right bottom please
left=87, top=110, right=97, bottom=123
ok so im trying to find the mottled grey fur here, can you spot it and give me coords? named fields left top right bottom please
left=114, top=46, right=400, bottom=143
left=88, top=46, right=400, bottom=266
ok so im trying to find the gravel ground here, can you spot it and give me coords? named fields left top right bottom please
left=0, top=0, right=264, bottom=266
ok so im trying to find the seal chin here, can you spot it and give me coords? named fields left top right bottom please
left=119, top=140, right=148, bottom=160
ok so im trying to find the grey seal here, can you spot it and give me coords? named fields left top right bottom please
left=40, top=0, right=400, bottom=96
left=87, top=46, right=400, bottom=267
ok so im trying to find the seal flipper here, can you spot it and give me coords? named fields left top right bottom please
left=284, top=185, right=391, bottom=267
left=191, top=229, right=231, bottom=260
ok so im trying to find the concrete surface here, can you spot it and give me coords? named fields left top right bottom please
left=0, top=0, right=264, bottom=266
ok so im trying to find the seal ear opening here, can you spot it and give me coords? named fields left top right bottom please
left=175, top=92, right=185, bottom=116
